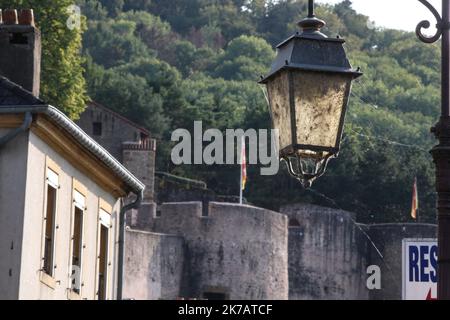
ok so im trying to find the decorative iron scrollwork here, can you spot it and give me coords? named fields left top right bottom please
left=416, top=0, right=443, bottom=43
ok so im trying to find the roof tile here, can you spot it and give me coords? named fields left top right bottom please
left=0, top=76, right=44, bottom=106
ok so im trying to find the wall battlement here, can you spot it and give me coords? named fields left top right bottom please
left=122, top=139, right=156, bottom=151
left=281, top=203, right=437, bottom=300
left=126, top=201, right=437, bottom=300
left=129, top=201, right=289, bottom=300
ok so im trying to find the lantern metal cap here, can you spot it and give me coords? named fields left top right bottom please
left=259, top=0, right=362, bottom=84
left=259, top=34, right=362, bottom=84
left=276, top=32, right=345, bottom=49
left=260, top=34, right=363, bottom=84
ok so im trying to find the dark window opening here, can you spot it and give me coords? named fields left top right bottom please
left=202, top=200, right=209, bottom=217
left=43, top=185, right=57, bottom=276
left=140, top=132, right=148, bottom=141
left=203, top=292, right=228, bottom=300
left=71, top=207, right=84, bottom=294
left=93, top=122, right=102, bottom=136
left=289, top=218, right=301, bottom=228
left=98, top=225, right=109, bottom=300
left=10, top=33, right=28, bottom=44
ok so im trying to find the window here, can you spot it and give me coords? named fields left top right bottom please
left=10, top=32, right=28, bottom=44
left=43, top=167, right=59, bottom=277
left=70, top=184, right=86, bottom=295
left=289, top=218, right=301, bottom=228
left=93, top=122, right=102, bottom=136
left=97, top=203, right=112, bottom=300
left=98, top=223, right=109, bottom=300
left=140, top=132, right=148, bottom=142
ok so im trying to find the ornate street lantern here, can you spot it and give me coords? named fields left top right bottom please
left=260, top=0, right=362, bottom=187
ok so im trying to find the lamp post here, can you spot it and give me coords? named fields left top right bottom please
left=260, top=0, right=362, bottom=188
left=417, top=0, right=450, bottom=300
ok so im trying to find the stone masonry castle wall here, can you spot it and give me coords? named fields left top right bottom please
left=281, top=203, right=369, bottom=300
left=139, top=202, right=289, bottom=300
left=123, top=229, right=185, bottom=300
left=76, top=102, right=150, bottom=162
left=126, top=201, right=437, bottom=300
left=122, top=142, right=156, bottom=202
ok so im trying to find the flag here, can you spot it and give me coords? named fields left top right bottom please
left=411, top=177, right=418, bottom=220
left=241, top=137, right=247, bottom=191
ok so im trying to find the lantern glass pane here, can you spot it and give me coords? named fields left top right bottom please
left=267, top=71, right=292, bottom=151
left=292, top=71, right=351, bottom=153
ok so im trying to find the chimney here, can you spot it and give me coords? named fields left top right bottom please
left=0, top=9, right=41, bottom=97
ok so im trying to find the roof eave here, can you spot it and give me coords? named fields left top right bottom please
left=0, top=104, right=145, bottom=195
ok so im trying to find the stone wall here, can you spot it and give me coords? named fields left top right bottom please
left=76, top=102, right=151, bottom=162
left=123, top=142, right=156, bottom=202
left=124, top=200, right=438, bottom=301
left=123, top=229, right=184, bottom=300
left=281, top=203, right=369, bottom=300
left=154, top=173, right=216, bottom=212
left=136, top=202, right=289, bottom=300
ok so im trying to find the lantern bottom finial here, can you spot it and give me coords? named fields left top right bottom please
left=283, top=153, right=333, bottom=188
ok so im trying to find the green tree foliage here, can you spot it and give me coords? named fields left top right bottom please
left=98, top=0, right=123, bottom=17
left=78, top=0, right=107, bottom=20
left=119, top=11, right=174, bottom=52
left=123, top=0, right=152, bottom=12
left=257, top=0, right=308, bottom=46
left=213, top=35, right=275, bottom=80
left=83, top=19, right=152, bottom=68
left=78, top=0, right=441, bottom=223
left=1, top=0, right=88, bottom=119
left=166, top=40, right=217, bottom=77
left=85, top=59, right=167, bottom=135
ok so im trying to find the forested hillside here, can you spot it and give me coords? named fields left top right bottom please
left=7, top=0, right=441, bottom=223
left=79, top=0, right=441, bottom=224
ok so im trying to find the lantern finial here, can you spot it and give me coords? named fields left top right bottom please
left=298, top=0, right=326, bottom=37
left=308, top=0, right=315, bottom=17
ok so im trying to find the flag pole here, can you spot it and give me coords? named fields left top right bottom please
left=239, top=168, right=243, bottom=205
left=411, top=176, right=419, bottom=222
left=414, top=176, right=420, bottom=223
left=416, top=177, right=420, bottom=223
left=239, top=136, right=243, bottom=205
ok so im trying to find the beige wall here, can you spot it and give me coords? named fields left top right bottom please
left=0, top=129, right=29, bottom=300
left=0, top=129, right=121, bottom=300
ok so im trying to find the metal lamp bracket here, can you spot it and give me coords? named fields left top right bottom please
left=417, top=0, right=446, bottom=43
